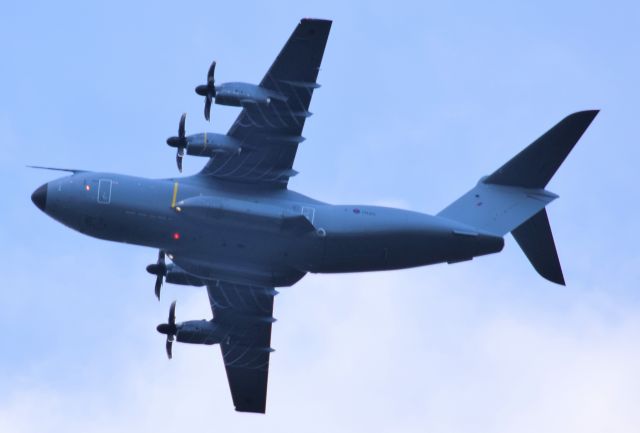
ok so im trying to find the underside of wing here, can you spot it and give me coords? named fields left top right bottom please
left=207, top=281, right=277, bottom=413
left=200, top=18, right=332, bottom=187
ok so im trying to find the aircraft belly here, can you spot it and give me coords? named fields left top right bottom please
left=313, top=206, right=504, bottom=273
left=168, top=222, right=317, bottom=287
left=320, top=232, right=438, bottom=272
left=319, top=230, right=503, bottom=273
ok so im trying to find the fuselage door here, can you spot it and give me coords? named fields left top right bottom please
left=97, top=179, right=112, bottom=204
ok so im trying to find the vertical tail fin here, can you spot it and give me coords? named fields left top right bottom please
left=438, top=110, right=598, bottom=284
left=511, top=209, right=565, bottom=285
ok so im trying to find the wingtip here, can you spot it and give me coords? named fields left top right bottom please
left=299, top=18, right=333, bottom=33
left=301, top=17, right=332, bottom=24
left=570, top=109, right=600, bottom=121
left=562, top=110, right=600, bottom=132
left=541, top=267, right=566, bottom=286
left=234, top=406, right=266, bottom=414
left=548, top=274, right=566, bottom=286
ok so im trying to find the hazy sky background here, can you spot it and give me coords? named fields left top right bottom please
left=2, top=1, right=640, bottom=432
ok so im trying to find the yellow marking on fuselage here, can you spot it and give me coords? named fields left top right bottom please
left=171, top=182, right=179, bottom=208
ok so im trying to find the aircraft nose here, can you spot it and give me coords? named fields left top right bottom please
left=31, top=183, right=48, bottom=212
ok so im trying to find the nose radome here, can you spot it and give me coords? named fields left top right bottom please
left=31, top=183, right=48, bottom=212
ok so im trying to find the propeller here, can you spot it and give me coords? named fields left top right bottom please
left=195, top=61, right=216, bottom=121
left=166, top=113, right=187, bottom=172
left=146, top=250, right=167, bottom=300
left=156, top=300, right=177, bottom=359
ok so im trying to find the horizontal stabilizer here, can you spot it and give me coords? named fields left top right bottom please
left=511, top=209, right=565, bottom=285
left=438, top=182, right=557, bottom=236
left=485, top=110, right=598, bottom=188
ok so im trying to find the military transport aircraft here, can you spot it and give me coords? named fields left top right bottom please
left=30, top=18, right=598, bottom=413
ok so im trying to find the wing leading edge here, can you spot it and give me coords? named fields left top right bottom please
left=206, top=281, right=277, bottom=413
left=200, top=18, right=332, bottom=187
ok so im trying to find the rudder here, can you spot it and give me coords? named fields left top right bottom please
left=511, top=209, right=565, bottom=285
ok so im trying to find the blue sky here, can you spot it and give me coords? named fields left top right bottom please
left=2, top=1, right=640, bottom=431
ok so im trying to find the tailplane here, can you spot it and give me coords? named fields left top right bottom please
left=438, top=110, right=598, bottom=284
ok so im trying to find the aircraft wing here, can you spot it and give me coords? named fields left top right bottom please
left=206, top=281, right=277, bottom=413
left=200, top=18, right=332, bottom=187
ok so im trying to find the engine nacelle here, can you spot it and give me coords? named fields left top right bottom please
left=184, top=132, right=243, bottom=157
left=175, top=320, right=226, bottom=345
left=214, top=82, right=285, bottom=107
left=164, top=263, right=205, bottom=286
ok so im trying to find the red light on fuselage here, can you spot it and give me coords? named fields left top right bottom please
left=85, top=184, right=91, bottom=191
left=172, top=232, right=181, bottom=240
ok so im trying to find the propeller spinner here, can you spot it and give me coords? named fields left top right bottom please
left=195, top=61, right=216, bottom=121
left=156, top=300, right=177, bottom=359
left=166, top=113, right=187, bottom=172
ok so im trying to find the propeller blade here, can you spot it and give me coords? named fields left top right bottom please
left=166, top=339, right=173, bottom=359
left=169, top=300, right=176, bottom=326
left=207, top=61, right=216, bottom=88
left=154, top=250, right=166, bottom=300
left=178, top=113, right=186, bottom=138
left=154, top=275, right=163, bottom=300
left=204, top=95, right=212, bottom=121
left=176, top=147, right=184, bottom=172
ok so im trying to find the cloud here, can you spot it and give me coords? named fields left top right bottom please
left=4, top=2, right=640, bottom=432
left=1, top=268, right=639, bottom=433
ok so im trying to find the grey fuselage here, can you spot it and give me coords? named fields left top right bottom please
left=33, top=172, right=503, bottom=287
